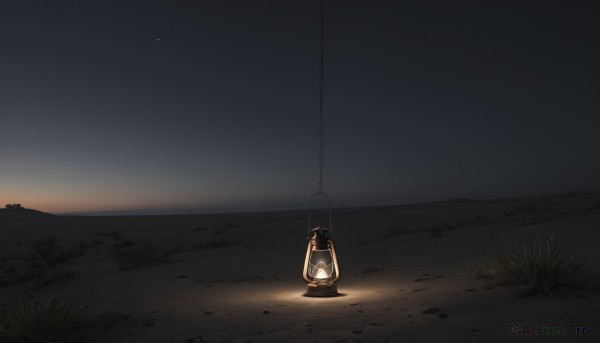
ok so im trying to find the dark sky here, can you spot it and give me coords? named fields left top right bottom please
left=1, top=1, right=599, bottom=214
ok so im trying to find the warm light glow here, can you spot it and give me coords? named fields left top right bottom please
left=315, top=269, right=328, bottom=279
left=311, top=261, right=334, bottom=279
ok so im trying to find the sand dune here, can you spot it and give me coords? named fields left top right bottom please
left=1, top=191, right=599, bottom=342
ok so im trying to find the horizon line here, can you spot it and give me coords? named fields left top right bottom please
left=43, top=189, right=598, bottom=217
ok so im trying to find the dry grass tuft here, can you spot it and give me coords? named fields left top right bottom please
left=460, top=236, right=581, bottom=297
left=0, top=293, right=89, bottom=343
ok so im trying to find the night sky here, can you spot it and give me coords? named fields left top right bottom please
left=1, top=1, right=599, bottom=215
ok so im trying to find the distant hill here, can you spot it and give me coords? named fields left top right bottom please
left=436, top=197, right=476, bottom=203
left=0, top=208, right=53, bottom=218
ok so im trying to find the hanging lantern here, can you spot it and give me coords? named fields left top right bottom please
left=301, top=0, right=340, bottom=297
left=302, top=226, right=340, bottom=296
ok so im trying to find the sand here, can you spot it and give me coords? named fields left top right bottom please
left=1, top=191, right=599, bottom=342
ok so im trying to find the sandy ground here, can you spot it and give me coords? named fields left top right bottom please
left=1, top=191, right=599, bottom=342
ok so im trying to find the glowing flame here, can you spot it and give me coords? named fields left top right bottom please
left=315, top=269, right=329, bottom=279
left=311, top=261, right=334, bottom=279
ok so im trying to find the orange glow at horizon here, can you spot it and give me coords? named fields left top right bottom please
left=0, top=186, right=224, bottom=214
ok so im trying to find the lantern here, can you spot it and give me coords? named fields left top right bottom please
left=302, top=226, right=340, bottom=297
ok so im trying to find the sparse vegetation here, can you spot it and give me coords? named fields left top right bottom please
left=114, top=239, right=162, bottom=270
left=78, top=240, right=102, bottom=250
left=28, top=236, right=82, bottom=269
left=358, top=220, right=471, bottom=245
left=0, top=237, right=85, bottom=289
left=94, top=230, right=122, bottom=240
left=517, top=218, right=543, bottom=227
left=192, top=237, right=243, bottom=250
left=4, top=204, right=24, bottom=210
left=429, top=221, right=474, bottom=237
left=429, top=225, right=446, bottom=238
left=356, top=226, right=406, bottom=246
left=163, top=241, right=186, bottom=256
left=378, top=227, right=406, bottom=240
left=28, top=236, right=67, bottom=268
left=223, top=221, right=238, bottom=228
left=459, top=236, right=581, bottom=297
left=0, top=293, right=89, bottom=343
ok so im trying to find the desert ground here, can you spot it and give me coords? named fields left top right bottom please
left=1, top=191, right=599, bottom=342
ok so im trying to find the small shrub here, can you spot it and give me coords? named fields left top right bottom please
left=0, top=293, right=89, bottom=343
left=459, top=236, right=580, bottom=297
left=4, top=204, right=24, bottom=210
left=162, top=242, right=186, bottom=257
left=28, top=237, right=84, bottom=269
left=223, top=221, right=238, bottom=228
left=28, top=236, right=67, bottom=268
left=114, top=240, right=162, bottom=270
left=430, top=226, right=444, bottom=238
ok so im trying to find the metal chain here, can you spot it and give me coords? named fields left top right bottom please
left=318, top=0, right=325, bottom=194
left=308, top=0, right=333, bottom=238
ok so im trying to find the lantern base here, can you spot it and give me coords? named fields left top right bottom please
left=304, top=282, right=338, bottom=297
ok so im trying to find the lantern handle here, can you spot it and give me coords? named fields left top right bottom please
left=308, top=191, right=333, bottom=238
